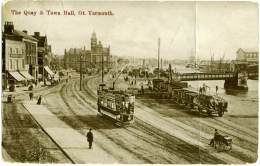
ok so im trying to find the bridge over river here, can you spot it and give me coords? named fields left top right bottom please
left=171, top=71, right=258, bottom=90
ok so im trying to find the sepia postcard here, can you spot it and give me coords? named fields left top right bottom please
left=1, top=0, right=259, bottom=164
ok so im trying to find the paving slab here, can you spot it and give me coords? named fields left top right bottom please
left=23, top=100, right=118, bottom=164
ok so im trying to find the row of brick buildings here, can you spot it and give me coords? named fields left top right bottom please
left=2, top=22, right=55, bottom=90
left=64, top=32, right=112, bottom=72
left=236, top=48, right=258, bottom=64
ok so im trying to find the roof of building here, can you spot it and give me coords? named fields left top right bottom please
left=4, top=33, right=23, bottom=41
left=91, top=32, right=97, bottom=39
left=103, top=47, right=109, bottom=52
left=13, top=30, right=38, bottom=42
left=32, top=35, right=47, bottom=47
left=238, top=48, right=258, bottom=53
left=67, top=48, right=83, bottom=54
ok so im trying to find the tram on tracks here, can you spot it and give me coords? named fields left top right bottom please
left=97, top=65, right=135, bottom=126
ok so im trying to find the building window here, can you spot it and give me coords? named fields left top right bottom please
left=22, top=59, right=25, bottom=68
left=9, top=60, right=12, bottom=70
left=13, top=60, right=16, bottom=70
left=11, top=60, right=14, bottom=70
left=17, top=59, right=19, bottom=69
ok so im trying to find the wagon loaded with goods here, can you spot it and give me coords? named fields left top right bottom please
left=152, top=79, right=171, bottom=98
left=140, top=77, right=228, bottom=117
left=171, top=88, right=228, bottom=117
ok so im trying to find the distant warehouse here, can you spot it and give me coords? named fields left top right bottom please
left=236, top=48, right=258, bottom=65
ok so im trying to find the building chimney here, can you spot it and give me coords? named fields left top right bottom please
left=34, top=32, right=40, bottom=37
left=4, top=21, right=14, bottom=34
left=22, top=30, right=28, bottom=34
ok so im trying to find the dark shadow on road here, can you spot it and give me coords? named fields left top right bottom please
left=58, top=114, right=120, bottom=130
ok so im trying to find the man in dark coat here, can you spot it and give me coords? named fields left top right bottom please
left=37, top=95, right=42, bottom=105
left=29, top=92, right=33, bottom=100
left=209, top=129, right=220, bottom=146
left=87, top=128, right=93, bottom=149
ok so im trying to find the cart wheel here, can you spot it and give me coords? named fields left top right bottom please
left=218, top=111, right=223, bottom=117
left=214, top=141, right=218, bottom=149
left=228, top=144, right=232, bottom=151
left=198, top=107, right=202, bottom=115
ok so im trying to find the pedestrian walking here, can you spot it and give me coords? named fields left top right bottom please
left=28, top=84, right=33, bottom=91
left=87, top=128, right=93, bottom=149
left=199, top=87, right=202, bottom=94
left=216, top=85, right=219, bottom=95
left=29, top=92, right=34, bottom=100
left=141, top=85, right=144, bottom=94
left=37, top=95, right=42, bottom=105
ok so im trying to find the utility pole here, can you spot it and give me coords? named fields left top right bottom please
left=161, top=58, right=163, bottom=70
left=158, top=38, right=160, bottom=79
left=80, top=54, right=82, bottom=91
left=169, top=64, right=172, bottom=81
left=101, top=52, right=104, bottom=83
left=67, top=58, right=91, bottom=91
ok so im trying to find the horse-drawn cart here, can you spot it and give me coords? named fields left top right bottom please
left=212, top=134, right=233, bottom=152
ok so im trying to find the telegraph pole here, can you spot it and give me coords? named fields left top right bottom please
left=101, top=52, right=104, bottom=83
left=158, top=38, right=160, bottom=79
left=80, top=54, right=82, bottom=91
left=169, top=64, right=172, bottom=81
left=67, top=58, right=91, bottom=91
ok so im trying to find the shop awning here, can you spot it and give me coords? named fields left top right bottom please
left=44, top=66, right=55, bottom=76
left=9, top=71, right=26, bottom=81
left=19, top=71, right=34, bottom=80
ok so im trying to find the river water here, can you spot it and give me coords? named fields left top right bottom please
left=174, top=65, right=258, bottom=116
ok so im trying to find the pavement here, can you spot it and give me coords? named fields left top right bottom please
left=22, top=100, right=118, bottom=164
left=2, top=84, right=43, bottom=97
left=2, top=78, right=67, bottom=97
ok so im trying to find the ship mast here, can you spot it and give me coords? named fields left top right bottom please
left=157, top=38, right=160, bottom=79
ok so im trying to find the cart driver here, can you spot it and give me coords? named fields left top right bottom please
left=209, top=129, right=220, bottom=146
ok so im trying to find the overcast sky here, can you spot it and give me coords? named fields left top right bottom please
left=3, top=0, right=258, bottom=60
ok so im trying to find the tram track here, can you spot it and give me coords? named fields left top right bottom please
left=138, top=98, right=258, bottom=139
left=137, top=98, right=258, bottom=151
left=134, top=102, right=256, bottom=162
left=37, top=75, right=257, bottom=164
left=85, top=76, right=257, bottom=163
left=83, top=77, right=244, bottom=163
left=80, top=77, right=229, bottom=164
left=69, top=79, right=199, bottom=163
left=42, top=77, right=226, bottom=164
